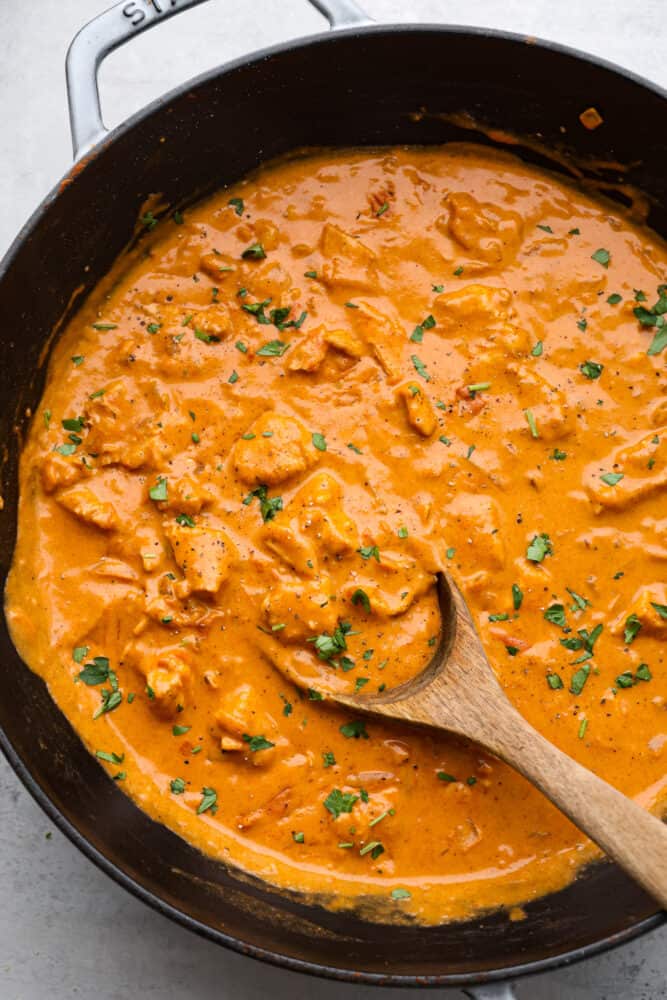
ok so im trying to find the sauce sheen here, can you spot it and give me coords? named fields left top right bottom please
left=6, top=145, right=667, bottom=924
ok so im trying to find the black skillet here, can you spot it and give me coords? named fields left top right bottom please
left=0, top=1, right=664, bottom=994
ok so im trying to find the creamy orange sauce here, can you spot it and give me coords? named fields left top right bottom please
left=6, top=146, right=667, bottom=925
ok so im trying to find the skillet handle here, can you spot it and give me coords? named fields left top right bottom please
left=65, top=0, right=372, bottom=161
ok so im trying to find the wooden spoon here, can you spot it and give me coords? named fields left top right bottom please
left=331, top=572, right=667, bottom=909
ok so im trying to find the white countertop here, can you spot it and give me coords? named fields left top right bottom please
left=0, top=2, right=665, bottom=997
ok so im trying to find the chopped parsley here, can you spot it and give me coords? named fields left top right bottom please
left=197, top=787, right=217, bottom=815
left=580, top=360, right=604, bottom=380
left=309, top=620, right=353, bottom=663
left=591, top=248, right=611, bottom=268
left=243, top=485, right=283, bottom=522
left=526, top=533, right=553, bottom=563
left=194, top=328, right=220, bottom=344
left=93, top=688, right=122, bottom=720
left=570, top=664, right=590, bottom=695
left=512, top=584, right=523, bottom=611
left=242, top=734, right=275, bottom=752
left=95, top=750, right=124, bottom=764
left=339, top=720, right=368, bottom=739
left=633, top=284, right=667, bottom=355
left=351, top=589, right=371, bottom=613
left=544, top=603, right=567, bottom=627
left=600, top=472, right=624, bottom=486
left=170, top=778, right=186, bottom=794
left=357, top=545, right=380, bottom=562
left=257, top=339, right=290, bottom=357
left=323, top=788, right=358, bottom=818
left=567, top=588, right=590, bottom=612
left=312, top=432, right=327, bottom=451
left=359, top=841, right=384, bottom=859
left=228, top=197, right=244, bottom=216
left=411, top=355, right=430, bottom=381
left=524, top=408, right=539, bottom=438
left=149, top=477, right=168, bottom=502
left=409, top=314, right=436, bottom=344
left=241, top=243, right=266, bottom=260
left=78, top=656, right=110, bottom=686
left=623, top=614, right=642, bottom=645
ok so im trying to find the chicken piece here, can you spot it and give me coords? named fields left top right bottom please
left=55, top=484, right=119, bottom=531
left=188, top=304, right=232, bottom=340
left=156, top=473, right=214, bottom=514
left=287, top=472, right=359, bottom=558
left=163, top=522, right=236, bottom=595
left=262, top=521, right=319, bottom=576
left=40, top=452, right=87, bottom=494
left=350, top=301, right=404, bottom=383
left=433, top=283, right=513, bottom=331
left=342, top=550, right=434, bottom=617
left=233, top=411, right=315, bottom=486
left=444, top=493, right=506, bottom=571
left=144, top=592, right=222, bottom=629
left=323, top=327, right=365, bottom=359
left=199, top=250, right=236, bottom=280
left=124, top=641, right=192, bottom=718
left=585, top=429, right=666, bottom=512
left=433, top=284, right=530, bottom=357
left=442, top=192, right=523, bottom=267
left=91, top=558, right=138, bottom=581
left=84, top=378, right=168, bottom=471
left=319, top=222, right=377, bottom=291
left=262, top=575, right=338, bottom=643
left=396, top=382, right=437, bottom=437
left=287, top=330, right=328, bottom=373
left=252, top=218, right=281, bottom=252
left=215, top=683, right=280, bottom=764
left=505, top=363, right=573, bottom=442
left=612, top=585, right=667, bottom=639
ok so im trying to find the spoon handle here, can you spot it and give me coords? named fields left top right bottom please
left=480, top=704, right=667, bottom=909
